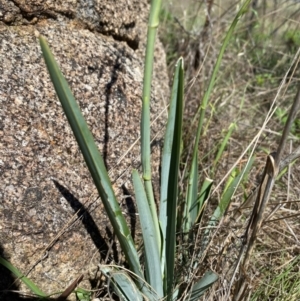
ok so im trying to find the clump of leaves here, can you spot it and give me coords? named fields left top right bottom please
left=1, top=0, right=255, bottom=300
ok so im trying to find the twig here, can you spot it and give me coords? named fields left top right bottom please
left=56, top=274, right=84, bottom=301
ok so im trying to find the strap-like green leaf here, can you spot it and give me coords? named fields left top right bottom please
left=212, top=156, right=254, bottom=222
left=200, top=156, right=255, bottom=256
left=141, top=0, right=163, bottom=253
left=0, top=256, right=47, bottom=297
left=191, top=177, right=213, bottom=226
left=165, top=58, right=184, bottom=300
left=101, top=266, right=144, bottom=301
left=188, top=0, right=252, bottom=229
left=159, top=58, right=184, bottom=278
left=188, top=270, right=218, bottom=300
left=132, top=170, right=163, bottom=299
left=39, top=36, right=144, bottom=287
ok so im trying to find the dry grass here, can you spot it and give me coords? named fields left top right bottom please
left=160, top=0, right=300, bottom=300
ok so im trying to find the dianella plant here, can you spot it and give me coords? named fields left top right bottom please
left=1, top=0, right=253, bottom=300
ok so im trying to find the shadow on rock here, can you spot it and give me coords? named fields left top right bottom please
left=52, top=180, right=113, bottom=263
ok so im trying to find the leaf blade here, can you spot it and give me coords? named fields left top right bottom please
left=132, top=170, right=163, bottom=299
left=39, top=36, right=145, bottom=287
left=165, top=58, right=184, bottom=299
left=159, top=58, right=184, bottom=277
left=188, top=270, right=218, bottom=301
left=0, top=256, right=47, bottom=297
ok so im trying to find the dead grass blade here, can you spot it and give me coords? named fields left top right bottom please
left=233, top=82, right=300, bottom=301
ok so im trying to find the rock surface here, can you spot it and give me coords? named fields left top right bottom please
left=0, top=1, right=169, bottom=299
